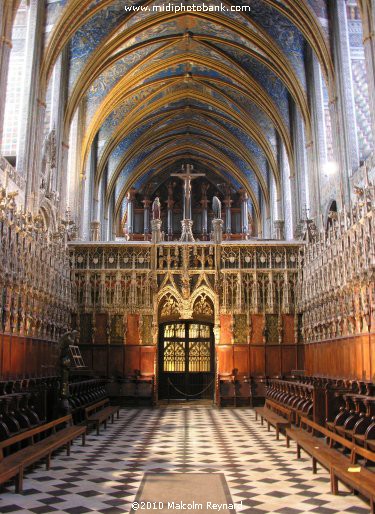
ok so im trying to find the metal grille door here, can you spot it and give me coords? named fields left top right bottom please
left=158, top=321, right=214, bottom=400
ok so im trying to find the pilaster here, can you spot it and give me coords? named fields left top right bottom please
left=17, top=0, right=45, bottom=213
left=290, top=98, right=308, bottom=226
left=52, top=47, right=70, bottom=216
left=0, top=0, right=19, bottom=146
left=359, top=0, right=375, bottom=143
left=305, top=46, right=325, bottom=225
left=329, top=0, right=360, bottom=207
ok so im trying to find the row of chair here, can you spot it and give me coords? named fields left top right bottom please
left=326, top=393, right=375, bottom=451
left=68, top=378, right=107, bottom=423
left=218, top=374, right=252, bottom=407
left=266, top=378, right=323, bottom=423
left=254, top=381, right=375, bottom=513
left=0, top=377, right=61, bottom=441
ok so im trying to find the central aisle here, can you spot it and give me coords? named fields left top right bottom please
left=0, top=407, right=369, bottom=514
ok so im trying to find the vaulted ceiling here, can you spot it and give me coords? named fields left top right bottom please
left=42, top=0, right=334, bottom=228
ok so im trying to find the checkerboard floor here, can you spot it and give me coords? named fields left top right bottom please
left=0, top=407, right=371, bottom=513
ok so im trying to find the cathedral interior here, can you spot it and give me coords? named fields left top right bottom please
left=0, top=0, right=375, bottom=513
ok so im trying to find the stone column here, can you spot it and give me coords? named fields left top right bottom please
left=143, top=197, right=151, bottom=236
left=17, top=0, right=46, bottom=213
left=103, top=203, right=110, bottom=241
left=78, top=171, right=87, bottom=239
left=359, top=0, right=375, bottom=142
left=263, top=169, right=272, bottom=238
left=67, top=100, right=86, bottom=230
left=88, top=134, right=99, bottom=241
left=51, top=47, right=70, bottom=216
left=59, top=141, right=70, bottom=214
left=274, top=220, right=285, bottom=240
left=200, top=182, right=209, bottom=239
left=240, top=189, right=249, bottom=237
left=109, top=194, right=115, bottom=241
left=305, top=46, right=325, bottom=226
left=90, top=221, right=100, bottom=241
left=329, top=0, right=360, bottom=207
left=290, top=98, right=308, bottom=227
left=126, top=188, right=136, bottom=237
left=80, top=135, right=95, bottom=240
left=275, top=133, right=290, bottom=237
left=201, top=200, right=208, bottom=239
left=100, top=163, right=108, bottom=240
left=0, top=0, right=19, bottom=146
left=223, top=187, right=232, bottom=235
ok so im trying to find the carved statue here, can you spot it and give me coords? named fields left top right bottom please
left=152, top=196, right=161, bottom=220
left=58, top=330, right=79, bottom=414
left=41, top=128, right=57, bottom=200
left=122, top=210, right=129, bottom=240
left=248, top=213, right=254, bottom=236
left=212, top=196, right=222, bottom=219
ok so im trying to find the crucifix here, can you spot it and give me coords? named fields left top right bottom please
left=172, top=164, right=205, bottom=220
left=171, top=164, right=205, bottom=241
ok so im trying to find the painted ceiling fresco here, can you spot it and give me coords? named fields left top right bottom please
left=43, top=0, right=334, bottom=222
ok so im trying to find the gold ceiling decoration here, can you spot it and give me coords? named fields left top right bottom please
left=103, top=120, right=272, bottom=211
left=36, top=0, right=338, bottom=230
left=41, top=0, right=334, bottom=99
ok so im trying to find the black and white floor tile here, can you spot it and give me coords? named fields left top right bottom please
left=0, top=407, right=371, bottom=514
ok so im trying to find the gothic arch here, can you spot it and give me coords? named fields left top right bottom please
left=191, top=291, right=215, bottom=323
left=39, top=198, right=58, bottom=234
left=157, top=287, right=183, bottom=321
left=325, top=199, right=338, bottom=230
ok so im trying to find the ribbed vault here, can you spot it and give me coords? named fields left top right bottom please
left=38, top=0, right=337, bottom=236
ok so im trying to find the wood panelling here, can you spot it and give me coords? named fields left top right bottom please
left=8, top=321, right=373, bottom=388
left=10, top=336, right=24, bottom=376
left=266, top=346, right=282, bottom=376
left=283, top=315, right=295, bottom=344
left=250, top=345, right=265, bottom=376
left=78, top=343, right=155, bottom=377
left=0, top=334, right=58, bottom=378
left=233, top=345, right=250, bottom=375
left=80, top=346, right=93, bottom=371
left=304, top=333, right=375, bottom=380
left=124, top=345, right=156, bottom=375
left=251, top=315, right=264, bottom=343
left=215, top=314, right=302, bottom=380
left=126, top=314, right=140, bottom=344
left=108, top=346, right=124, bottom=376
left=282, top=346, right=298, bottom=374
left=93, top=347, right=108, bottom=376
left=95, top=313, right=108, bottom=344
left=1, top=334, right=11, bottom=376
left=217, top=341, right=301, bottom=379
left=219, top=314, right=233, bottom=345
left=140, top=346, right=156, bottom=375
left=124, top=346, right=141, bottom=374
left=217, top=345, right=234, bottom=375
